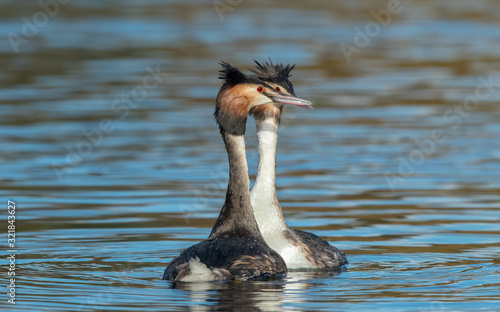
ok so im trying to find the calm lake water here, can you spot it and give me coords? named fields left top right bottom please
left=1, top=1, right=500, bottom=311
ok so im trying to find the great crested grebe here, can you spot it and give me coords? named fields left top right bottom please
left=249, top=60, right=348, bottom=269
left=163, top=62, right=313, bottom=282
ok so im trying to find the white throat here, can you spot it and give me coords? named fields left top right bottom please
left=250, top=117, right=287, bottom=233
left=250, top=116, right=313, bottom=269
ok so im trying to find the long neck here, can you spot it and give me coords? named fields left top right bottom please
left=209, top=129, right=261, bottom=239
left=250, top=117, right=287, bottom=231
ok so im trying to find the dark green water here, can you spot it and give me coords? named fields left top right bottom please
left=1, top=1, right=500, bottom=311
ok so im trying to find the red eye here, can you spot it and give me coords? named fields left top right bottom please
left=257, top=86, right=263, bottom=92
left=275, top=87, right=281, bottom=92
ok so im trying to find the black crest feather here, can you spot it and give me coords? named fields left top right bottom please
left=218, top=61, right=246, bottom=85
left=250, top=59, right=296, bottom=95
left=219, top=61, right=262, bottom=87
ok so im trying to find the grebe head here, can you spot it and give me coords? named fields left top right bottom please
left=215, top=61, right=312, bottom=135
left=248, top=59, right=313, bottom=122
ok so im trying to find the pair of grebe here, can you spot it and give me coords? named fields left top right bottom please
left=163, top=61, right=347, bottom=281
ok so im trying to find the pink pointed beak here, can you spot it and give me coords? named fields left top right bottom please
left=268, top=93, right=313, bottom=109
